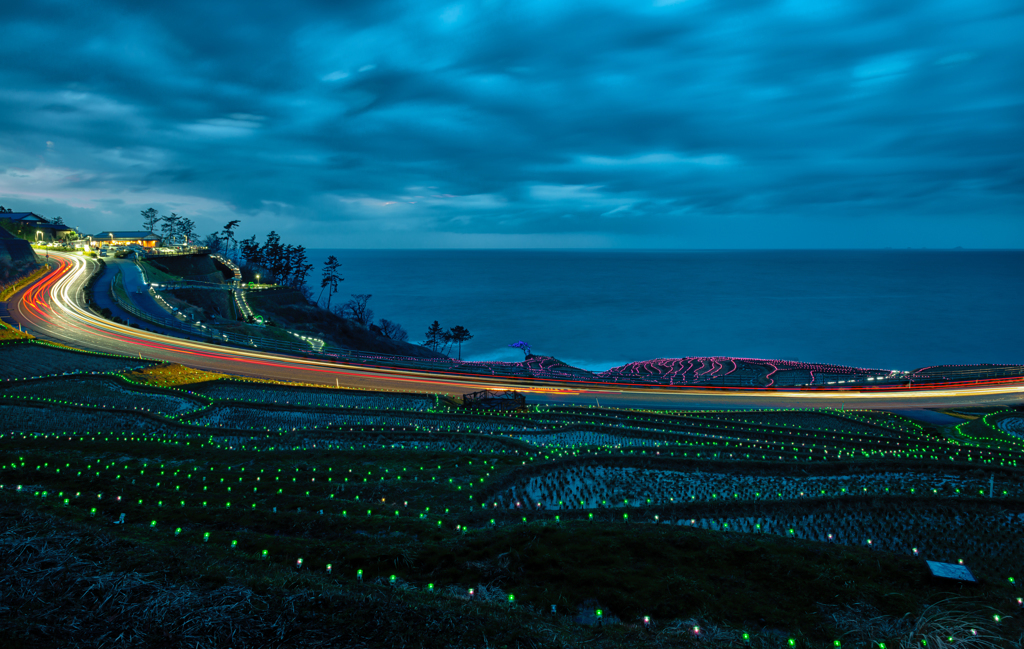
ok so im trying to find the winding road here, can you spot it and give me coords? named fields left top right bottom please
left=4, top=251, right=1024, bottom=410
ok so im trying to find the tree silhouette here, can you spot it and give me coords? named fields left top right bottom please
left=160, top=213, right=181, bottom=242
left=239, top=235, right=260, bottom=266
left=378, top=318, right=408, bottom=341
left=286, top=245, right=313, bottom=294
left=179, top=218, right=196, bottom=243
left=448, top=325, right=473, bottom=360
left=202, top=232, right=222, bottom=252
left=261, top=232, right=283, bottom=279
left=219, top=220, right=240, bottom=258
left=439, top=329, right=454, bottom=356
left=141, top=208, right=161, bottom=232
left=339, top=294, right=373, bottom=326
left=424, top=321, right=444, bottom=352
left=318, top=255, right=343, bottom=309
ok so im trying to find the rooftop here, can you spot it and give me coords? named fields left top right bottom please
left=91, top=231, right=161, bottom=240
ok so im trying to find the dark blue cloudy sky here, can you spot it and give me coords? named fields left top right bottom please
left=1, top=0, right=1021, bottom=248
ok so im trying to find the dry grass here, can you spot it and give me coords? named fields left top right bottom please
left=0, top=510, right=324, bottom=648
left=122, top=363, right=230, bottom=388
left=0, top=504, right=581, bottom=648
left=0, top=264, right=50, bottom=303
left=824, top=599, right=1011, bottom=649
left=0, top=321, right=33, bottom=341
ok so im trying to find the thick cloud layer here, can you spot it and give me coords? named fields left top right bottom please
left=0, top=0, right=1021, bottom=247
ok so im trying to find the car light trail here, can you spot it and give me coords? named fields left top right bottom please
left=8, top=251, right=1024, bottom=409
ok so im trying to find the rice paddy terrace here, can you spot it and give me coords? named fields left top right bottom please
left=2, top=338, right=1024, bottom=647
left=291, top=353, right=1007, bottom=387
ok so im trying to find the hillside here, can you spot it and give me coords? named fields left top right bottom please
left=141, top=253, right=443, bottom=358
left=247, top=286, right=444, bottom=358
left=0, top=227, right=39, bottom=282
left=142, top=254, right=232, bottom=284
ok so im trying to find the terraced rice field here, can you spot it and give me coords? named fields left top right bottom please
left=0, top=341, right=154, bottom=380
left=493, top=465, right=1024, bottom=510
left=2, top=361, right=1023, bottom=646
left=688, top=409, right=916, bottom=437
left=189, top=380, right=435, bottom=411
left=210, top=432, right=523, bottom=454
left=671, top=502, right=1024, bottom=581
left=512, top=430, right=673, bottom=448
left=998, top=417, right=1023, bottom=439
left=183, top=404, right=536, bottom=433
left=0, top=402, right=185, bottom=438
left=2, top=376, right=206, bottom=415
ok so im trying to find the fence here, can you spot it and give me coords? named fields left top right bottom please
left=143, top=247, right=209, bottom=258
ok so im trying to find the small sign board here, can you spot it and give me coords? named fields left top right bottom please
left=926, top=561, right=976, bottom=583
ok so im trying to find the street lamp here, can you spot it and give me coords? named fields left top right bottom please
left=256, top=274, right=260, bottom=286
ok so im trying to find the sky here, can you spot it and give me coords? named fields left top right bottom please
left=0, top=0, right=1021, bottom=249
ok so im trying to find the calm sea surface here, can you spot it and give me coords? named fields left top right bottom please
left=304, top=250, right=1024, bottom=371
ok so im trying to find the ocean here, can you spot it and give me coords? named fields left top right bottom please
left=302, top=249, right=1024, bottom=372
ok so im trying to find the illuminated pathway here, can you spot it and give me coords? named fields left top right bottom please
left=8, top=252, right=1024, bottom=410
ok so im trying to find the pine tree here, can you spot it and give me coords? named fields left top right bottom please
left=424, top=321, right=444, bottom=352
left=448, top=325, right=474, bottom=360
left=318, top=255, right=343, bottom=309
left=141, top=208, right=161, bottom=232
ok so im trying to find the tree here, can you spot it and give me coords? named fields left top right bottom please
left=288, top=245, right=313, bottom=291
left=318, top=255, right=343, bottom=310
left=141, top=208, right=161, bottom=232
left=339, top=294, right=373, bottom=327
left=424, top=321, right=444, bottom=352
left=52, top=215, right=64, bottom=225
left=203, top=232, right=223, bottom=253
left=239, top=235, right=260, bottom=267
left=448, top=325, right=473, bottom=360
left=219, top=220, right=240, bottom=258
left=179, top=218, right=196, bottom=243
left=439, top=329, right=454, bottom=356
left=260, top=231, right=283, bottom=282
left=161, top=213, right=181, bottom=242
left=378, top=318, right=408, bottom=342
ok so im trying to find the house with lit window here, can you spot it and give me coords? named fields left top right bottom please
left=0, top=210, right=77, bottom=242
left=89, top=231, right=162, bottom=248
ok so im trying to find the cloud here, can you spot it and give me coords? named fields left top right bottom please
left=579, top=153, right=735, bottom=167
left=180, top=116, right=264, bottom=138
left=0, top=0, right=1019, bottom=248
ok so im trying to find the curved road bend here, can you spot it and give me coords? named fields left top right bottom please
left=7, top=251, right=1024, bottom=410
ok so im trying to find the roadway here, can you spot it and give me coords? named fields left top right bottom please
left=5, top=251, right=1024, bottom=411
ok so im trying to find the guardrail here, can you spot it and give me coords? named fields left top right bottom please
left=209, top=254, right=243, bottom=282
left=143, top=247, right=209, bottom=258
left=150, top=280, right=234, bottom=290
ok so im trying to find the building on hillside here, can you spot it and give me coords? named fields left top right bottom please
left=0, top=211, right=77, bottom=242
left=89, top=231, right=162, bottom=248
